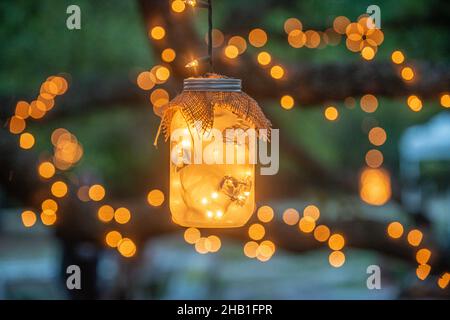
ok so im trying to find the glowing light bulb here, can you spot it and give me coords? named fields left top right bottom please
left=185, top=59, right=199, bottom=68
left=211, top=192, right=219, bottom=199
left=201, top=197, right=208, bottom=205
left=206, top=210, right=213, bottom=218
left=185, top=0, right=197, bottom=6
left=216, top=210, right=223, bottom=218
left=181, top=139, right=191, bottom=147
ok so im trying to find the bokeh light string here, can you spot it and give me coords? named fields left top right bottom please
left=387, top=221, right=449, bottom=289
left=241, top=204, right=347, bottom=267
left=360, top=123, right=391, bottom=206
left=8, top=75, right=69, bottom=228
left=8, top=76, right=143, bottom=258
left=390, top=47, right=449, bottom=110
left=10, top=76, right=68, bottom=148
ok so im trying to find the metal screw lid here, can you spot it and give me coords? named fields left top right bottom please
left=183, top=77, right=241, bottom=92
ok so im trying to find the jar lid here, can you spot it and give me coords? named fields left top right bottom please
left=183, top=77, right=241, bottom=92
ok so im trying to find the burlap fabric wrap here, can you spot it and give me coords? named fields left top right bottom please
left=154, top=73, right=271, bottom=145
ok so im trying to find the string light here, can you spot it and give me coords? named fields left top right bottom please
left=324, top=106, right=339, bottom=121
left=155, top=66, right=171, bottom=82
left=28, top=101, right=46, bottom=119
left=437, top=273, right=449, bottom=289
left=147, top=189, right=165, bottom=206
left=117, top=238, right=137, bottom=257
left=360, top=94, right=378, bottom=113
left=361, top=46, right=375, bottom=60
left=284, top=18, right=302, bottom=34
left=280, top=95, right=294, bottom=110
left=328, top=234, right=345, bottom=250
left=407, top=229, right=423, bottom=247
left=42, top=199, right=58, bottom=212
left=185, top=59, right=199, bottom=68
left=270, top=65, right=284, bottom=79
left=304, top=30, right=320, bottom=48
left=407, top=95, right=422, bottom=112
left=98, top=205, right=115, bottom=223
left=150, top=88, right=170, bottom=108
left=114, top=207, right=131, bottom=224
left=391, top=50, right=405, bottom=64
left=248, top=28, right=268, bottom=47
left=401, top=66, right=414, bottom=81
left=259, top=240, right=275, bottom=255
left=257, top=51, right=271, bottom=65
left=288, top=29, right=306, bottom=48
left=106, top=231, right=122, bottom=248
left=360, top=167, right=391, bottom=205
left=21, top=210, right=37, bottom=227
left=161, top=48, right=176, bottom=62
left=244, top=241, right=259, bottom=258
left=314, top=225, right=330, bottom=242
left=51, top=181, right=68, bottom=198
left=15, top=101, right=30, bottom=119
left=185, top=56, right=210, bottom=69
left=257, top=241, right=275, bottom=261
left=416, top=248, right=431, bottom=265
left=248, top=223, right=265, bottom=240
left=207, top=235, right=221, bottom=252
left=329, top=251, right=345, bottom=268
left=387, top=221, right=404, bottom=239
left=440, top=93, right=450, bottom=108
left=224, top=45, right=239, bottom=59
left=416, top=264, right=431, bottom=280
left=19, top=132, right=35, bottom=149
left=257, top=205, right=274, bottom=223
left=88, top=184, right=106, bottom=201
left=171, top=0, right=186, bottom=13
left=303, top=205, right=320, bottom=221
left=150, top=26, right=166, bottom=40
left=52, top=129, right=83, bottom=170
left=365, top=149, right=383, bottom=168
left=368, top=127, right=387, bottom=146
left=228, top=35, right=247, bottom=54
left=333, top=16, right=350, bottom=34
left=195, top=237, right=210, bottom=254
left=184, top=227, right=201, bottom=244
left=299, top=216, right=316, bottom=233
left=282, top=208, right=300, bottom=225
left=40, top=209, right=57, bottom=226
left=9, top=116, right=26, bottom=134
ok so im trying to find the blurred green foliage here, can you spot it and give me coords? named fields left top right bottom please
left=0, top=0, right=151, bottom=93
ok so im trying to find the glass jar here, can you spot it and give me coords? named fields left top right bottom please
left=168, top=78, right=256, bottom=228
